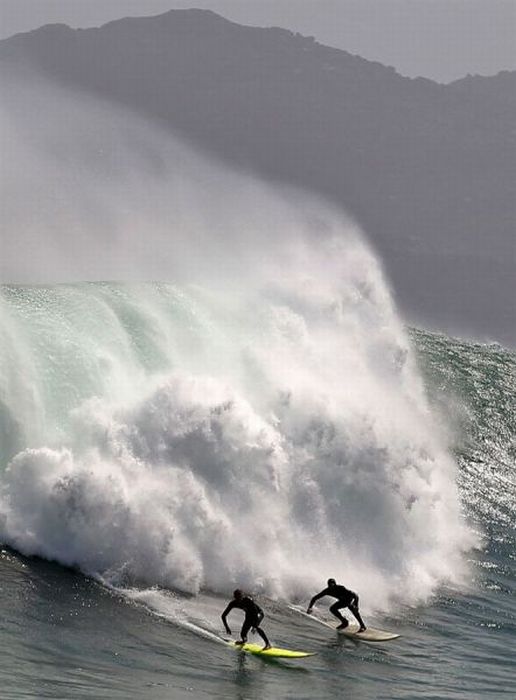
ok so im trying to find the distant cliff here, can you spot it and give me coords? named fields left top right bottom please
left=1, top=9, right=515, bottom=343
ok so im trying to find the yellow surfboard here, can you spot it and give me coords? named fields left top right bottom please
left=228, top=641, right=315, bottom=658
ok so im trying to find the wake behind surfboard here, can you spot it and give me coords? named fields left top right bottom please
left=227, top=641, right=315, bottom=658
left=288, top=604, right=400, bottom=642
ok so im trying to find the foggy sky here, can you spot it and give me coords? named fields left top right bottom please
left=1, top=0, right=515, bottom=83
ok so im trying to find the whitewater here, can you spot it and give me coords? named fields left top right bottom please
left=0, top=75, right=514, bottom=699
left=0, top=254, right=472, bottom=604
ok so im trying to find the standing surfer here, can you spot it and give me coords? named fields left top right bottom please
left=222, top=589, right=271, bottom=650
left=307, top=578, right=366, bottom=631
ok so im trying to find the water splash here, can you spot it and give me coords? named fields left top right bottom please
left=0, top=73, right=474, bottom=610
left=0, top=251, right=474, bottom=610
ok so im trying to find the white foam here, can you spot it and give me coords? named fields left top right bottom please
left=0, top=76, right=475, bottom=610
left=0, top=240, right=475, bottom=610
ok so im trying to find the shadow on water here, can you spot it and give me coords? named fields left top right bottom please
left=226, top=646, right=312, bottom=700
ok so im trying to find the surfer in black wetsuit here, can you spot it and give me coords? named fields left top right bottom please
left=307, top=578, right=366, bottom=631
left=222, top=589, right=271, bottom=649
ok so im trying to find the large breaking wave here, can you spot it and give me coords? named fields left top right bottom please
left=0, top=72, right=474, bottom=610
left=0, top=265, right=474, bottom=609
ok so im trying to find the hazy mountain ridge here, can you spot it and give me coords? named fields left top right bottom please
left=1, top=9, right=514, bottom=344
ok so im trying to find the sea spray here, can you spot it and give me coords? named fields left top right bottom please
left=0, top=242, right=475, bottom=608
left=0, top=72, right=474, bottom=609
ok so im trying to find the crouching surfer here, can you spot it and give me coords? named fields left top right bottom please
left=307, top=578, right=367, bottom=632
left=222, top=589, right=271, bottom=650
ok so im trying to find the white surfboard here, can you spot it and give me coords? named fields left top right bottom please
left=288, top=604, right=400, bottom=642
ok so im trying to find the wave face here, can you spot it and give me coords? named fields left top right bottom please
left=0, top=259, right=474, bottom=608
left=413, top=328, right=516, bottom=563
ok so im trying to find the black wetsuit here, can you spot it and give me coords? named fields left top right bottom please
left=309, top=584, right=366, bottom=629
left=222, top=595, right=270, bottom=646
left=310, top=584, right=356, bottom=607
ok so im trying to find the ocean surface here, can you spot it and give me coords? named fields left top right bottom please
left=0, top=281, right=514, bottom=700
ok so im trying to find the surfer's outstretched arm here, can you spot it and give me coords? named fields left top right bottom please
left=221, top=601, right=236, bottom=634
left=307, top=588, right=329, bottom=613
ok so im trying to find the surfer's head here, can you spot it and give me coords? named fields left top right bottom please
left=233, top=589, right=243, bottom=600
left=327, top=578, right=336, bottom=588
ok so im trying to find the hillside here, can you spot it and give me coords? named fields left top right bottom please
left=1, top=9, right=514, bottom=343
